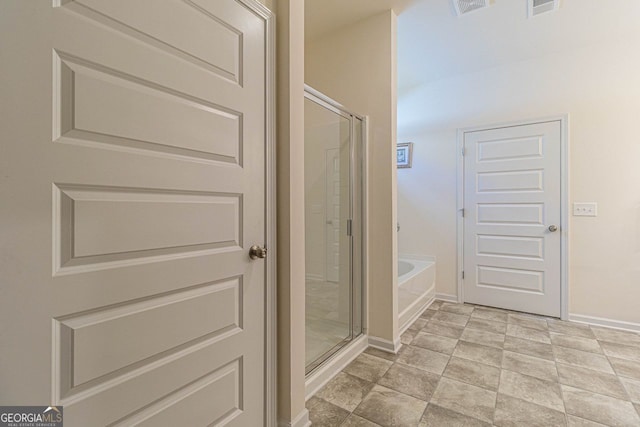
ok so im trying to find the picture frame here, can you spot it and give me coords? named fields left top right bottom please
left=397, top=142, right=413, bottom=169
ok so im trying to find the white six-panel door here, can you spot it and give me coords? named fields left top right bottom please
left=463, top=121, right=562, bottom=317
left=0, top=1, right=270, bottom=425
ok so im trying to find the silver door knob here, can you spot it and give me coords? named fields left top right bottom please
left=249, top=245, right=267, bottom=259
left=548, top=225, right=558, bottom=232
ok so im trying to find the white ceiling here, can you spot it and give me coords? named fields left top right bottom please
left=398, top=0, right=640, bottom=95
left=305, top=0, right=640, bottom=96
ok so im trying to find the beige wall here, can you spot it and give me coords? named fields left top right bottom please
left=396, top=129, right=457, bottom=300
left=306, top=11, right=399, bottom=344
left=257, top=0, right=275, bottom=12
left=398, top=37, right=640, bottom=324
left=274, top=0, right=308, bottom=424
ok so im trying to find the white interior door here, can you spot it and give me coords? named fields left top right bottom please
left=325, top=148, right=341, bottom=282
left=463, top=121, right=562, bottom=317
left=0, top=1, right=269, bottom=425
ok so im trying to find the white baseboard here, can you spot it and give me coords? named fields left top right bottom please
left=368, top=335, right=402, bottom=354
left=436, top=293, right=459, bottom=303
left=569, top=313, right=640, bottom=333
left=278, top=409, right=311, bottom=427
left=305, top=334, right=369, bottom=400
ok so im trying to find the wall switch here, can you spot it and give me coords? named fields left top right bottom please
left=573, top=202, right=598, bottom=217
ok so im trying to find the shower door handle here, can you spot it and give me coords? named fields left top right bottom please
left=249, top=245, right=267, bottom=260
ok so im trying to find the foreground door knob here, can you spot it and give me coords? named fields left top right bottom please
left=548, top=225, right=558, bottom=232
left=249, top=245, right=267, bottom=259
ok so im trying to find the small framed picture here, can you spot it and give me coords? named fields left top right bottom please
left=397, top=142, right=413, bottom=169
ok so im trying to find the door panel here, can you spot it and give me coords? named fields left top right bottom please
left=463, top=121, right=561, bottom=317
left=0, top=1, right=267, bottom=425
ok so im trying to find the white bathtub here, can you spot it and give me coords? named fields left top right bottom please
left=398, top=256, right=436, bottom=334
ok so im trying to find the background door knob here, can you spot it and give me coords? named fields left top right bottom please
left=249, top=245, right=267, bottom=259
left=548, top=225, right=558, bottom=232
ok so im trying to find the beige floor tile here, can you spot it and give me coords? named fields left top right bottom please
left=411, top=332, right=458, bottom=355
left=493, top=394, right=566, bottom=427
left=610, top=356, right=640, bottom=381
left=420, top=309, right=437, bottom=320
left=547, top=319, right=595, bottom=339
left=503, top=335, right=555, bottom=361
left=401, top=329, right=418, bottom=345
left=461, top=328, right=505, bottom=349
left=562, top=385, right=640, bottom=427
left=557, top=363, right=628, bottom=400
left=408, top=318, right=428, bottom=331
left=566, top=415, right=607, bottom=426
left=553, top=346, right=614, bottom=374
left=353, top=385, right=427, bottom=427
left=378, top=362, right=440, bottom=401
left=453, top=341, right=503, bottom=368
left=466, top=318, right=508, bottom=334
left=475, top=305, right=514, bottom=313
left=419, top=404, right=491, bottom=427
left=422, top=320, right=464, bottom=339
left=506, top=324, right=551, bottom=344
left=341, top=414, right=382, bottom=426
left=471, top=307, right=508, bottom=323
left=498, top=369, right=564, bottom=412
left=364, top=346, right=398, bottom=362
left=307, top=396, right=351, bottom=427
left=502, top=350, right=558, bottom=382
left=397, top=345, right=450, bottom=375
left=620, top=377, right=640, bottom=403
left=432, top=310, right=470, bottom=327
left=316, top=372, right=374, bottom=412
left=547, top=319, right=596, bottom=339
left=600, top=340, right=640, bottom=362
left=431, top=377, right=497, bottom=424
left=591, top=327, right=640, bottom=348
left=344, top=353, right=393, bottom=383
left=443, top=356, right=501, bottom=391
left=440, top=302, right=475, bottom=316
left=507, top=313, right=549, bottom=331
left=550, top=333, right=603, bottom=354
left=430, top=300, right=443, bottom=310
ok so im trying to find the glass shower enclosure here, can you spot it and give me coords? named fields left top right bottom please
left=304, top=86, right=365, bottom=374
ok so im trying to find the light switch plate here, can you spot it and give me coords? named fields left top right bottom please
left=573, top=202, right=597, bottom=217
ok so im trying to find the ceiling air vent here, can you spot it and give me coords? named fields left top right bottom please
left=452, top=0, right=490, bottom=16
left=529, top=0, right=559, bottom=17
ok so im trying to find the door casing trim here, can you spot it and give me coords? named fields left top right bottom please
left=456, top=115, right=569, bottom=320
left=237, top=0, right=277, bottom=425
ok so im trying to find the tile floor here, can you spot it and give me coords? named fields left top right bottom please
left=306, top=300, right=640, bottom=426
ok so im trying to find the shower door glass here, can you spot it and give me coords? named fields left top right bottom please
left=304, top=89, right=364, bottom=374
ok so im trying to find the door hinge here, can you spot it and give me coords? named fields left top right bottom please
left=461, top=208, right=465, bottom=218
left=462, top=271, right=465, bottom=279
left=347, top=219, right=352, bottom=236
left=461, top=147, right=466, bottom=156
